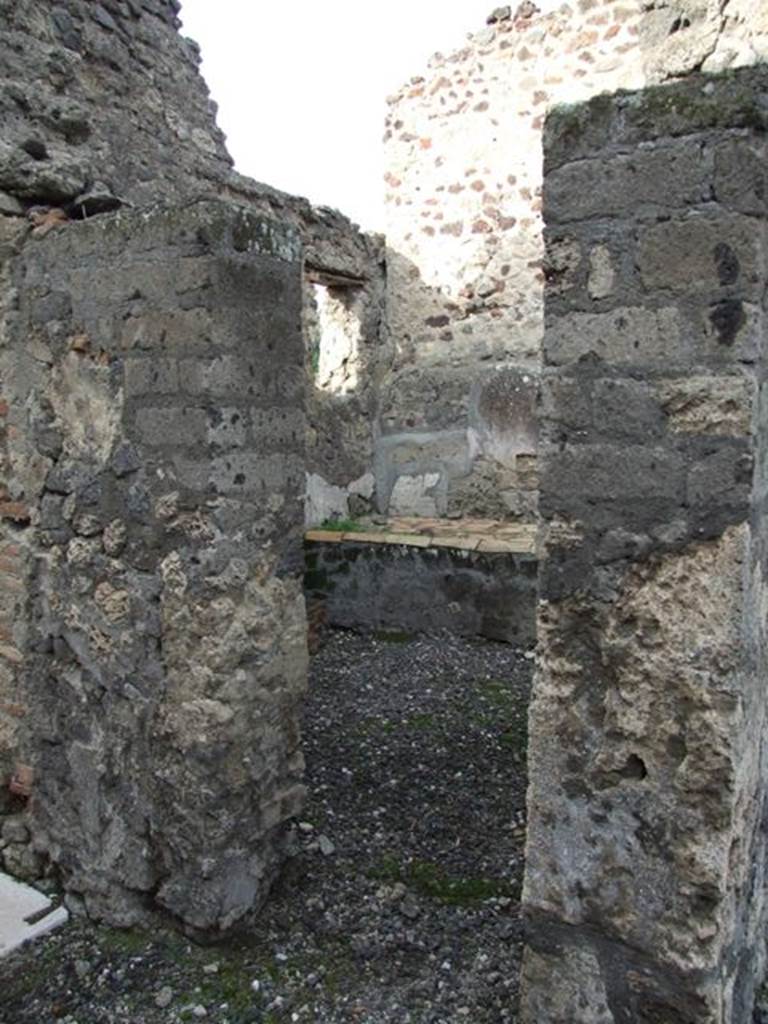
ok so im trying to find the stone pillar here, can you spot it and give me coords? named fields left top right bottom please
left=3, top=201, right=308, bottom=933
left=521, top=68, right=768, bottom=1022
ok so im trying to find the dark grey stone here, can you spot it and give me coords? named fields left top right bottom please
left=6, top=203, right=308, bottom=937
left=305, top=541, right=537, bottom=647
left=91, top=5, right=119, bottom=32
left=110, top=443, right=141, bottom=478
left=50, top=7, right=83, bottom=51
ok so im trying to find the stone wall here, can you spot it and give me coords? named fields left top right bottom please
left=521, top=66, right=768, bottom=1022
left=0, top=0, right=388, bottom=930
left=0, top=0, right=231, bottom=212
left=305, top=538, right=537, bottom=645
left=381, top=0, right=768, bottom=520
left=0, top=200, right=308, bottom=933
left=0, top=0, right=387, bottom=532
left=0, top=215, right=29, bottom=837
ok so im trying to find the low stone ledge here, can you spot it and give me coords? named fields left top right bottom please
left=304, top=518, right=537, bottom=556
left=304, top=521, right=538, bottom=646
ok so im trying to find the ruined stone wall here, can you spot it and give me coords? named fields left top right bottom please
left=226, top=182, right=387, bottom=531
left=0, top=0, right=388, bottom=929
left=305, top=538, right=537, bottom=644
left=0, top=0, right=387, bottom=531
left=521, top=66, right=768, bottom=1022
left=0, top=201, right=308, bottom=933
left=225, top=192, right=386, bottom=529
left=0, top=216, right=29, bottom=835
left=0, top=0, right=231, bottom=211
left=381, top=0, right=768, bottom=520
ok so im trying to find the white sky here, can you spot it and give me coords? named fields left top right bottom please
left=178, top=1, right=507, bottom=230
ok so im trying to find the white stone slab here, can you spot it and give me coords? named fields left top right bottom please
left=0, top=871, right=69, bottom=957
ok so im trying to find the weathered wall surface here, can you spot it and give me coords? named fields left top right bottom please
left=0, top=0, right=231, bottom=212
left=226, top=187, right=386, bottom=531
left=382, top=0, right=768, bottom=520
left=305, top=539, right=537, bottom=645
left=0, top=0, right=387, bottom=531
left=0, top=1, right=389, bottom=919
left=0, top=215, right=30, bottom=838
left=0, top=201, right=308, bottom=932
left=521, top=67, right=768, bottom=1022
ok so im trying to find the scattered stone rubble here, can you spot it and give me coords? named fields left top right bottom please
left=0, top=629, right=531, bottom=1024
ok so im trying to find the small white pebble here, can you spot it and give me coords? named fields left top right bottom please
left=155, top=987, right=173, bottom=1009
left=203, top=962, right=219, bottom=975
left=250, top=978, right=261, bottom=992
left=318, top=834, right=335, bottom=856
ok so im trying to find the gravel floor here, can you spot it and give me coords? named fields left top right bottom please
left=0, top=628, right=532, bottom=1024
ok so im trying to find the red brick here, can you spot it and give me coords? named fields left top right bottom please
left=0, top=501, right=30, bottom=523
left=0, top=702, right=26, bottom=718
left=9, top=762, right=33, bottom=797
left=0, top=556, right=22, bottom=578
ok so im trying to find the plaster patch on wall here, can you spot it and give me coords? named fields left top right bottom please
left=469, top=369, right=538, bottom=469
left=374, top=430, right=470, bottom=517
left=49, top=350, right=122, bottom=464
left=349, top=471, right=374, bottom=499
left=389, top=472, right=441, bottom=516
left=305, top=472, right=349, bottom=526
left=309, top=283, right=363, bottom=396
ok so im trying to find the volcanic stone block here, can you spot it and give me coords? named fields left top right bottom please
left=522, top=68, right=768, bottom=1024
left=637, top=214, right=763, bottom=298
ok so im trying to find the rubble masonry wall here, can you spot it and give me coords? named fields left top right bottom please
left=0, top=0, right=231, bottom=211
left=521, top=65, right=768, bottom=1022
left=0, top=0, right=385, bottom=929
left=381, top=0, right=768, bottom=521
left=0, top=0, right=387, bottom=532
left=0, top=201, right=309, bottom=934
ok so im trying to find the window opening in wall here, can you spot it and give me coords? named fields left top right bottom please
left=304, top=268, right=364, bottom=396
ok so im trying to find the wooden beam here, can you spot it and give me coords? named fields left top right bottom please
left=305, top=266, right=366, bottom=289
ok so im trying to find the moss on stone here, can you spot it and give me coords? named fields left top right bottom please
left=317, top=517, right=369, bottom=532
left=546, top=66, right=768, bottom=170
left=368, top=856, right=519, bottom=905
